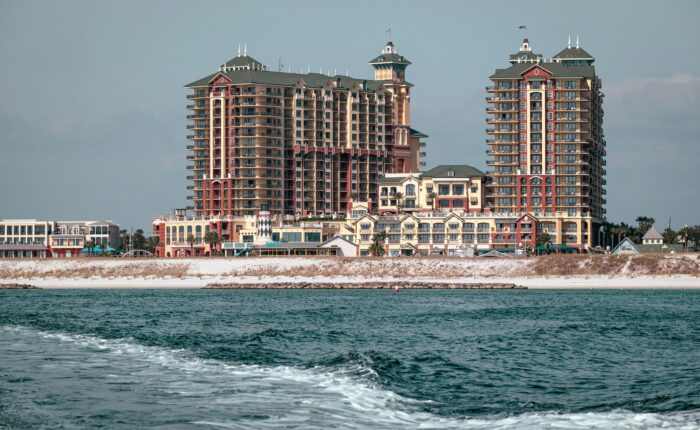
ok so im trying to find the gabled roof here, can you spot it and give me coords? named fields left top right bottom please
left=410, top=128, right=428, bottom=138
left=320, top=234, right=357, bottom=248
left=643, top=226, right=664, bottom=240
left=611, top=237, right=640, bottom=254
left=421, top=165, right=485, bottom=179
left=553, top=46, right=594, bottom=61
left=185, top=69, right=385, bottom=91
left=378, top=174, right=420, bottom=184
left=490, top=62, right=596, bottom=79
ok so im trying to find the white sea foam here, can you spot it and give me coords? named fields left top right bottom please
left=2, top=325, right=699, bottom=429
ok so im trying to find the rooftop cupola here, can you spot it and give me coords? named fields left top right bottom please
left=219, top=44, right=268, bottom=72
left=552, top=35, right=595, bottom=66
left=509, top=38, right=542, bottom=64
left=369, top=41, right=411, bottom=83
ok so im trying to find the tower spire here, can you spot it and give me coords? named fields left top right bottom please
left=568, top=35, right=571, bottom=49
left=244, top=44, right=247, bottom=56
left=238, top=44, right=241, bottom=57
left=576, top=35, right=580, bottom=49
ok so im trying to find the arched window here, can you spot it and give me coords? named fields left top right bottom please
left=71, top=225, right=81, bottom=235
left=405, top=184, right=416, bottom=196
left=532, top=177, right=542, bottom=185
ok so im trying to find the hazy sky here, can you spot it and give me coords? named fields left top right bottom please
left=1, top=0, right=699, bottom=230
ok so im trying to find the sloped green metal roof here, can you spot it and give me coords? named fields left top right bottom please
left=421, top=164, right=484, bottom=178
left=185, top=69, right=386, bottom=91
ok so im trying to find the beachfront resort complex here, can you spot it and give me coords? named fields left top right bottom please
left=148, top=38, right=607, bottom=257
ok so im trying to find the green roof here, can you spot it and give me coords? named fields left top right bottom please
left=421, top=165, right=484, bottom=178
left=223, top=54, right=266, bottom=69
left=509, top=51, right=542, bottom=62
left=378, top=176, right=406, bottom=183
left=185, top=70, right=386, bottom=91
left=368, top=52, right=411, bottom=65
left=552, top=46, right=594, bottom=61
left=490, top=62, right=596, bottom=79
left=410, top=128, right=428, bottom=138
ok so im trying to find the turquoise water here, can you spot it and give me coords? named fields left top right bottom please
left=1, top=289, right=699, bottom=429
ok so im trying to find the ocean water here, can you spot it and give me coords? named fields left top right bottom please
left=0, top=289, right=699, bottom=429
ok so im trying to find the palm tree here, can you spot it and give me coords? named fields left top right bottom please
left=393, top=191, right=404, bottom=213
left=204, top=232, right=221, bottom=257
left=145, top=235, right=160, bottom=254
left=187, top=234, right=196, bottom=257
left=368, top=231, right=387, bottom=257
left=635, top=216, right=656, bottom=236
left=427, top=192, right=438, bottom=211
left=98, top=243, right=106, bottom=257
left=85, top=240, right=95, bottom=257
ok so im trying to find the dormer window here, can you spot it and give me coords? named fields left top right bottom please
left=447, top=169, right=455, bottom=177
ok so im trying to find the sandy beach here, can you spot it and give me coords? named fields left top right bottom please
left=1, top=254, right=700, bottom=289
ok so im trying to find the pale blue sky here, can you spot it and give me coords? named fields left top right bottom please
left=1, top=0, right=699, bottom=230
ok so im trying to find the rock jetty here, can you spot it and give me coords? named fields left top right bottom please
left=204, top=282, right=525, bottom=289
left=0, top=283, right=39, bottom=289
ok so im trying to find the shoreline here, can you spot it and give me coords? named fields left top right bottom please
left=2, top=255, right=700, bottom=290
left=3, top=275, right=700, bottom=289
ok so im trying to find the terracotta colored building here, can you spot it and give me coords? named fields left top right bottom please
left=485, top=38, right=606, bottom=246
left=184, top=42, right=426, bottom=218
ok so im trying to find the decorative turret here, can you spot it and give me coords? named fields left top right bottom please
left=369, top=41, right=411, bottom=82
left=509, top=38, right=542, bottom=64
left=220, top=44, right=268, bottom=72
left=552, top=36, right=595, bottom=66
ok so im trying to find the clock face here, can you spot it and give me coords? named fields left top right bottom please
left=533, top=68, right=540, bottom=76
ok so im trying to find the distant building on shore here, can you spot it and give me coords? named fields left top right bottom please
left=611, top=226, right=684, bottom=254
left=152, top=37, right=609, bottom=257
left=0, top=219, right=120, bottom=258
left=485, top=37, right=606, bottom=248
left=184, top=41, right=426, bottom=219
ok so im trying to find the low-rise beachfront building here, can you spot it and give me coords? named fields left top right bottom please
left=341, top=208, right=592, bottom=256
left=152, top=212, right=343, bottom=257
left=0, top=219, right=51, bottom=258
left=611, top=227, right=684, bottom=254
left=377, top=165, right=486, bottom=213
left=0, top=219, right=120, bottom=258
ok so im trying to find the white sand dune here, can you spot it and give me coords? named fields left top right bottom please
left=1, top=256, right=700, bottom=289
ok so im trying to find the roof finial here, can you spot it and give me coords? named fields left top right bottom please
left=238, top=44, right=241, bottom=57
left=244, top=44, right=247, bottom=56
left=576, top=35, right=579, bottom=49
left=568, top=35, right=571, bottom=49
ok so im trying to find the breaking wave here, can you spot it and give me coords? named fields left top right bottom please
left=2, top=325, right=699, bottom=429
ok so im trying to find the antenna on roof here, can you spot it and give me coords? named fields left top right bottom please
left=244, top=44, right=247, bottom=56
left=576, top=35, right=580, bottom=49
left=567, top=35, right=571, bottom=49
left=238, top=44, right=241, bottom=57
left=334, top=68, right=337, bottom=76
left=307, top=66, right=310, bottom=73
left=320, top=66, right=322, bottom=74
left=278, top=58, right=283, bottom=72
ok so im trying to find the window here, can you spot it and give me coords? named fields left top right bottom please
left=438, top=184, right=450, bottom=195
left=405, top=184, right=416, bottom=196
left=452, top=184, right=464, bottom=195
